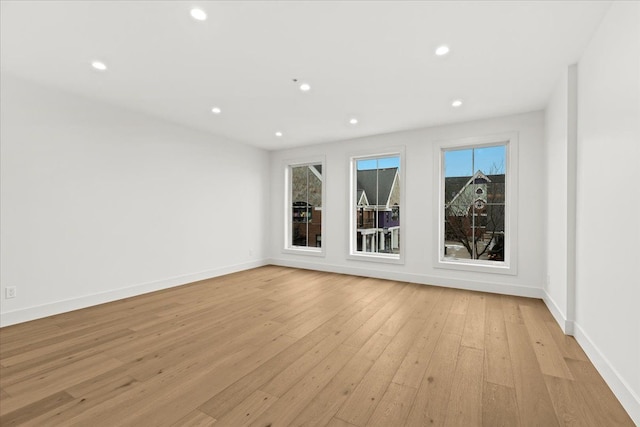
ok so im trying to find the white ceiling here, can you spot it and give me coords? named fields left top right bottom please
left=1, top=1, right=610, bottom=150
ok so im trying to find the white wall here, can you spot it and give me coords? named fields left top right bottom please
left=543, top=70, right=569, bottom=323
left=543, top=65, right=578, bottom=333
left=269, top=111, right=545, bottom=297
left=573, top=2, right=640, bottom=422
left=0, top=74, right=270, bottom=326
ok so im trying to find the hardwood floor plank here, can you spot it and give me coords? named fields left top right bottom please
left=19, top=375, right=140, bottom=426
left=407, top=286, right=443, bottom=320
left=482, top=382, right=520, bottom=427
left=391, top=289, right=453, bottom=389
left=0, top=387, right=11, bottom=399
left=376, top=285, right=420, bottom=337
left=484, top=293, right=503, bottom=312
left=450, top=291, right=471, bottom=315
left=259, top=331, right=344, bottom=397
left=365, top=382, right=416, bottom=427
left=444, top=346, right=484, bottom=427
left=0, top=323, right=63, bottom=352
left=286, top=300, right=356, bottom=339
left=197, top=331, right=329, bottom=419
left=290, top=352, right=376, bottom=427
left=501, top=295, right=525, bottom=324
left=214, top=390, right=277, bottom=427
left=65, top=371, right=137, bottom=399
left=350, top=332, right=393, bottom=363
left=249, top=345, right=356, bottom=427
left=521, top=305, right=574, bottom=380
left=443, top=312, right=465, bottom=336
left=326, top=417, right=358, bottom=427
left=351, top=278, right=395, bottom=304
left=127, top=319, right=289, bottom=382
left=261, top=300, right=378, bottom=398
left=2, top=354, right=122, bottom=413
left=1, top=326, right=132, bottom=367
left=544, top=321, right=588, bottom=362
left=505, top=322, right=559, bottom=426
left=461, top=294, right=486, bottom=350
left=405, top=332, right=462, bottom=426
left=1, top=346, right=119, bottom=387
left=543, top=374, right=599, bottom=426
left=0, top=267, right=631, bottom=427
left=171, top=410, right=217, bottom=427
left=63, top=345, right=260, bottom=426
left=0, top=391, right=74, bottom=426
left=335, top=318, right=426, bottom=426
left=484, top=307, right=514, bottom=387
left=309, top=300, right=369, bottom=337
left=341, top=283, right=414, bottom=348
left=120, top=331, right=299, bottom=426
left=565, top=358, right=635, bottom=426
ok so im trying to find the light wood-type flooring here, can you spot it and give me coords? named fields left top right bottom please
left=0, top=266, right=634, bottom=426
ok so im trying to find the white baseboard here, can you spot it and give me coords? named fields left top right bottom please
left=542, top=290, right=574, bottom=335
left=268, top=257, right=543, bottom=298
left=0, top=259, right=268, bottom=327
left=573, top=322, right=640, bottom=425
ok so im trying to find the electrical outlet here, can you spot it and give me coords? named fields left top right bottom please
left=5, top=286, right=16, bottom=299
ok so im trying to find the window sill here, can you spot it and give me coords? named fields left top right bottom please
left=347, top=252, right=404, bottom=265
left=282, top=247, right=325, bottom=257
left=435, top=258, right=516, bottom=275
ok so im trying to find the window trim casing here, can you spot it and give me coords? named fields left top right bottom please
left=434, top=133, right=518, bottom=275
left=283, top=156, right=326, bottom=257
left=347, top=147, right=405, bottom=264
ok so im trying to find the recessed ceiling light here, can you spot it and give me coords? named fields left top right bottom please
left=299, top=83, right=311, bottom=92
left=451, top=99, right=463, bottom=107
left=211, top=107, right=221, bottom=114
left=435, top=45, right=450, bottom=56
left=91, top=61, right=107, bottom=71
left=349, top=118, right=359, bottom=125
left=190, top=8, right=207, bottom=21
left=275, top=131, right=283, bottom=137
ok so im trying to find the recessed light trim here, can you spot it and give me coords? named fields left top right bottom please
left=299, top=83, right=311, bottom=92
left=211, top=107, right=221, bottom=114
left=435, top=45, right=450, bottom=56
left=349, top=118, right=358, bottom=125
left=451, top=99, right=463, bottom=108
left=275, top=131, right=283, bottom=137
left=190, top=8, right=207, bottom=21
left=91, top=61, right=107, bottom=71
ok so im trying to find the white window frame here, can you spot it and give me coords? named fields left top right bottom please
left=434, top=133, right=518, bottom=275
left=348, top=147, right=405, bottom=264
left=283, top=156, right=326, bottom=257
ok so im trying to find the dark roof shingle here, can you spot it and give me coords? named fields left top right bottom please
left=357, top=168, right=397, bottom=206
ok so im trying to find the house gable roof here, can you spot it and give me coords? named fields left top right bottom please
left=357, top=189, right=369, bottom=206
left=445, top=171, right=505, bottom=205
left=356, top=167, right=398, bottom=207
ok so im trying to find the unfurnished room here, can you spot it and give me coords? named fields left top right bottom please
left=0, top=1, right=638, bottom=426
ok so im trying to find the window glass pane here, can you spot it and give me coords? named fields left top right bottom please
left=445, top=149, right=473, bottom=178
left=444, top=145, right=505, bottom=262
left=355, top=155, right=400, bottom=255
left=290, top=164, right=322, bottom=248
left=309, top=164, right=322, bottom=248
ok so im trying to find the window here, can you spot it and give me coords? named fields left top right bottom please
left=437, top=134, right=518, bottom=274
left=350, top=150, right=404, bottom=262
left=284, top=160, right=324, bottom=254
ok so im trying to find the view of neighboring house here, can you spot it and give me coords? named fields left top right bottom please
left=356, top=167, right=400, bottom=253
left=291, top=164, right=322, bottom=247
left=444, top=170, right=505, bottom=260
